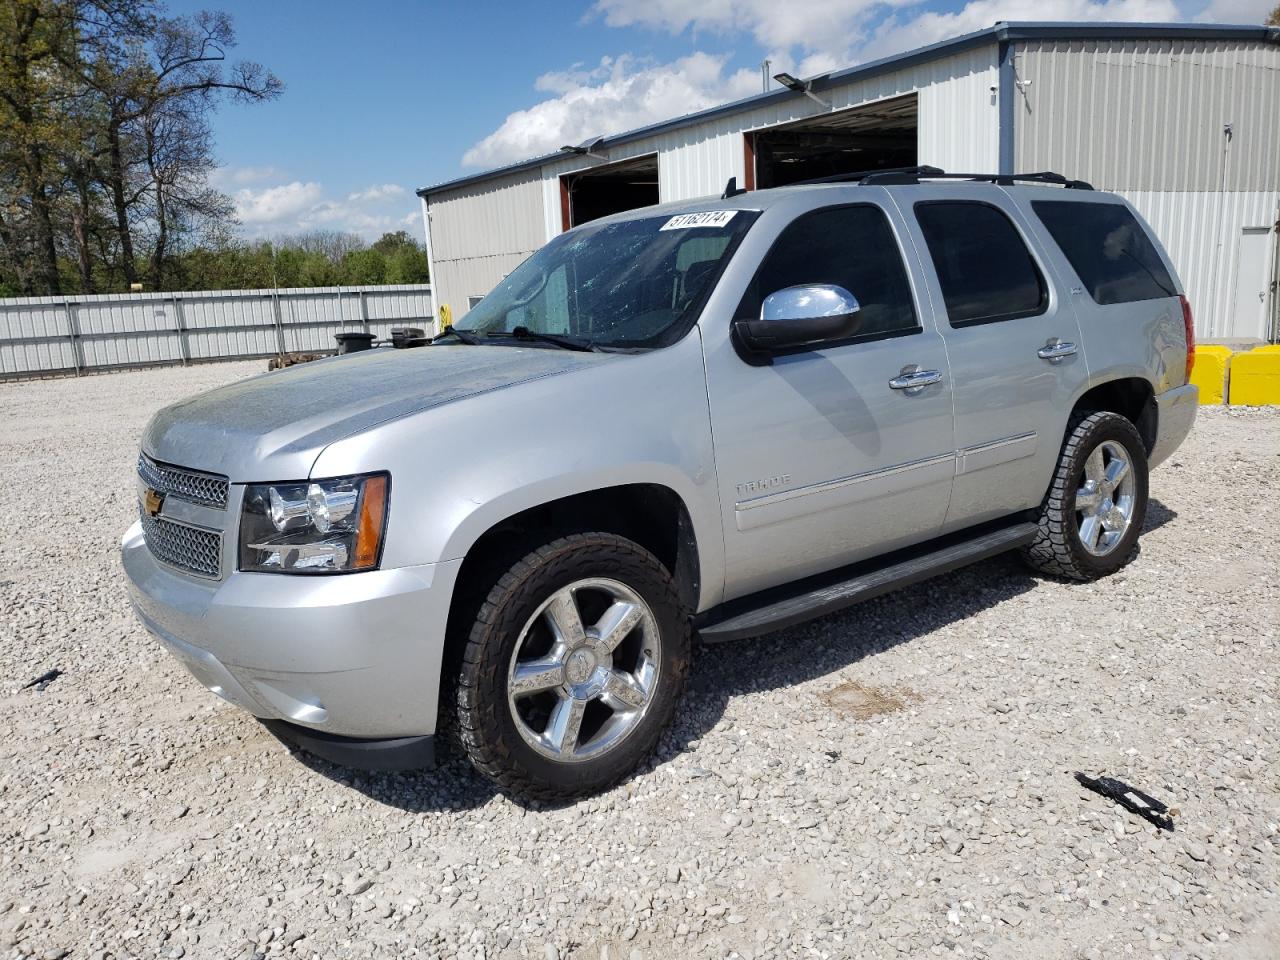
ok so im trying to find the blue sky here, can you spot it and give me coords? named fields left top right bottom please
left=166, top=0, right=1270, bottom=239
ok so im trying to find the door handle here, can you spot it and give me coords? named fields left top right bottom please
left=888, top=368, right=943, bottom=392
left=1037, top=339, right=1078, bottom=362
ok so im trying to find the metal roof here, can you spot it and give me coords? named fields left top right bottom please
left=416, top=21, right=1280, bottom=199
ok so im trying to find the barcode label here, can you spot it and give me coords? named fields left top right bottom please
left=660, top=211, right=738, bottom=231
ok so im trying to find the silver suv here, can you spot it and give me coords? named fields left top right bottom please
left=123, top=168, right=1198, bottom=799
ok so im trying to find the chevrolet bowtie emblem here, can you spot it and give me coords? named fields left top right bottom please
left=143, top=487, right=166, bottom=518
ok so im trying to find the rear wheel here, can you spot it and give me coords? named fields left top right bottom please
left=455, top=533, right=690, bottom=800
left=1022, top=411, right=1149, bottom=581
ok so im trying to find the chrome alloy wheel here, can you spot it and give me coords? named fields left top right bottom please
left=506, top=578, right=661, bottom=763
left=1074, top=439, right=1137, bottom=557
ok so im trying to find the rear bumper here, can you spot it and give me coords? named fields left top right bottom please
left=1149, top=383, right=1198, bottom=470
left=122, top=520, right=462, bottom=740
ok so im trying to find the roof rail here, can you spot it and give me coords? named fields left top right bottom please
left=793, top=166, right=1093, bottom=190
left=795, top=165, right=946, bottom=186
left=860, top=168, right=1094, bottom=189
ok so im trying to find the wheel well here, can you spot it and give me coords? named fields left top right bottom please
left=441, top=484, right=699, bottom=696
left=1073, top=378, right=1156, bottom=453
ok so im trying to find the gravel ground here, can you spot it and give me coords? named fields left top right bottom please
left=1, top=362, right=1278, bottom=960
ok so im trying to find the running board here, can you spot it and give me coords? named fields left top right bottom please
left=696, top=521, right=1039, bottom=643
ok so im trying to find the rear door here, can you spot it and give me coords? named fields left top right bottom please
left=897, top=187, right=1088, bottom=532
left=1028, top=196, right=1189, bottom=394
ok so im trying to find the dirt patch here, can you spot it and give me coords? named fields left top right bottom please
left=820, top=680, right=917, bottom=719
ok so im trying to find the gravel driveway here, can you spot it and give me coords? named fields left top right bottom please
left=2, top=362, right=1278, bottom=960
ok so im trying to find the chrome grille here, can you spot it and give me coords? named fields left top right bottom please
left=138, top=454, right=228, bottom=509
left=139, top=507, right=222, bottom=579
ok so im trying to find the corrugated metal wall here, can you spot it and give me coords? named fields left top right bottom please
left=1014, top=40, right=1280, bottom=191
left=0, top=285, right=433, bottom=379
left=426, top=45, right=1002, bottom=314
left=426, top=169, right=548, bottom=321
left=1122, top=190, right=1278, bottom=338
left=1014, top=39, right=1280, bottom=338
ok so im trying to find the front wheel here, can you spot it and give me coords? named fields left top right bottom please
left=1021, top=410, right=1150, bottom=581
left=455, top=533, right=690, bottom=800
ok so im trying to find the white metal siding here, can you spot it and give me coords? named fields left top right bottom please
left=1014, top=40, right=1280, bottom=192
left=1121, top=190, right=1280, bottom=339
left=426, top=169, right=546, bottom=315
left=0, top=285, right=433, bottom=378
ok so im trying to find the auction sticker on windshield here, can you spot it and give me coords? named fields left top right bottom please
left=660, top=211, right=738, bottom=231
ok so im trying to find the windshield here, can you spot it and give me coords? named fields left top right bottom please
left=457, top=210, right=757, bottom=349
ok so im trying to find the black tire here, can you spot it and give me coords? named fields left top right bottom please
left=455, top=532, right=690, bottom=801
left=1021, top=410, right=1150, bottom=581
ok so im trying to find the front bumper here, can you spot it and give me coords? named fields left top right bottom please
left=122, top=520, right=462, bottom=745
left=1149, top=382, right=1198, bottom=470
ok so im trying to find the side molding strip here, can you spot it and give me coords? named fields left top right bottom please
left=735, top=452, right=955, bottom=513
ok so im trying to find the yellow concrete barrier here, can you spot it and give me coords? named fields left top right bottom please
left=1191, top=345, right=1233, bottom=405
left=1228, top=349, right=1280, bottom=406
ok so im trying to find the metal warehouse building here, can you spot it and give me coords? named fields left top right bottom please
left=418, top=22, right=1280, bottom=341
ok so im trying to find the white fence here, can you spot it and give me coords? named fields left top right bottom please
left=0, top=284, right=434, bottom=379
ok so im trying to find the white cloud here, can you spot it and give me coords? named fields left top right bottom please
left=346, top=183, right=407, bottom=203
left=592, top=0, right=907, bottom=55
left=593, top=0, right=1219, bottom=74
left=1192, top=0, right=1275, bottom=20
left=233, top=181, right=324, bottom=225
left=869, top=0, right=1182, bottom=57
left=227, top=177, right=417, bottom=238
left=461, top=52, right=760, bottom=168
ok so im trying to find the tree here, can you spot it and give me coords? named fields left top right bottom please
left=1267, top=3, right=1279, bottom=25
left=342, top=248, right=387, bottom=285
left=0, top=0, right=80, bottom=294
left=79, top=9, right=282, bottom=285
left=370, top=230, right=430, bottom=283
left=0, top=1, right=281, bottom=295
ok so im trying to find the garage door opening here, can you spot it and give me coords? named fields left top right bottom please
left=561, top=154, right=659, bottom=229
left=749, top=94, right=918, bottom=189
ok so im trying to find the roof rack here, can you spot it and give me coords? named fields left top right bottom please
left=797, top=165, right=945, bottom=186
left=795, top=166, right=1094, bottom=190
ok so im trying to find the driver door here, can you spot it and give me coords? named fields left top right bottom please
left=701, top=199, right=956, bottom=601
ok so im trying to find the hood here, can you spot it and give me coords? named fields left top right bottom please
left=143, top=344, right=614, bottom=480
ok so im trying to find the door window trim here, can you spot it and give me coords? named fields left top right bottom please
left=732, top=202, right=925, bottom=359
left=912, top=199, right=1050, bottom=329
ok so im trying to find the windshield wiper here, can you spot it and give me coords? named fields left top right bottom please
left=488, top=326, right=598, bottom=352
left=434, top=325, right=484, bottom=345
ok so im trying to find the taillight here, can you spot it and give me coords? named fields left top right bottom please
left=1179, top=295, right=1195, bottom=383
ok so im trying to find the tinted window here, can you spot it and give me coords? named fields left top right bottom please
left=1032, top=201, right=1175, bottom=305
left=741, top=205, right=919, bottom=341
left=915, top=201, right=1047, bottom=327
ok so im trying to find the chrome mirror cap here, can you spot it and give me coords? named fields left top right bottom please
left=761, top=284, right=861, bottom=322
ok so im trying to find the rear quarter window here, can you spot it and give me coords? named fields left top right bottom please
left=1032, top=201, right=1176, bottom=305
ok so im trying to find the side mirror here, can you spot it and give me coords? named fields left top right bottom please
left=733, top=284, right=862, bottom=358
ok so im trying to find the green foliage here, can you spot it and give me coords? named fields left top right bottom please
left=148, top=231, right=428, bottom=292
left=1, top=227, right=427, bottom=295
left=342, top=248, right=388, bottom=285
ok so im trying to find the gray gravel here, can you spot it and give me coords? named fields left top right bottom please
left=1, top=362, right=1278, bottom=960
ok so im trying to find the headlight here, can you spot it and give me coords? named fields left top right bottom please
left=239, top=473, right=388, bottom=574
